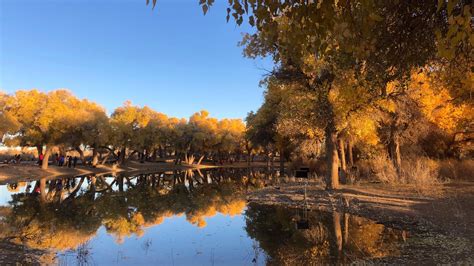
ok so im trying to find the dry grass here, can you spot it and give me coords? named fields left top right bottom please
left=369, top=156, right=442, bottom=186
left=438, top=159, right=474, bottom=181
left=369, top=156, right=399, bottom=183
left=402, top=157, right=441, bottom=186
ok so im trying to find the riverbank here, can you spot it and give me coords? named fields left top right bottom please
left=247, top=179, right=474, bottom=263
left=0, top=161, right=219, bottom=184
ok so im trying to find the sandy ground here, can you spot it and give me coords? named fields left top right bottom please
left=0, top=161, right=219, bottom=184
left=247, top=179, right=474, bottom=254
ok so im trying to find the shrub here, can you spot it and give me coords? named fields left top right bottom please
left=369, top=156, right=399, bottom=184
left=402, top=157, right=440, bottom=185
left=369, top=156, right=441, bottom=185
left=439, top=159, right=474, bottom=181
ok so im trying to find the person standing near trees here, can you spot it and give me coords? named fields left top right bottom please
left=73, top=156, right=78, bottom=168
left=59, top=155, right=64, bottom=166
left=67, top=156, right=73, bottom=168
left=38, top=153, right=44, bottom=166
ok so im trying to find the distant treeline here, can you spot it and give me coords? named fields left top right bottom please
left=0, top=90, right=246, bottom=169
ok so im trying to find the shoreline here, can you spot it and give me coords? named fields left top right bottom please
left=0, top=161, right=273, bottom=184
left=0, top=161, right=220, bottom=184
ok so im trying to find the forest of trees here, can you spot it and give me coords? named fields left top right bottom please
left=0, top=90, right=246, bottom=169
left=206, top=0, right=474, bottom=188
left=195, top=0, right=473, bottom=188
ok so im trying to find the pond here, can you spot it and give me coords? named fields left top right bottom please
left=0, top=168, right=408, bottom=265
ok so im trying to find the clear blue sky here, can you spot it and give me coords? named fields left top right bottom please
left=0, top=0, right=273, bottom=119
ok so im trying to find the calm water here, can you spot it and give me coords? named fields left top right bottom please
left=0, top=169, right=407, bottom=265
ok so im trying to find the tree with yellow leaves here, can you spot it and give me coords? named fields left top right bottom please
left=147, top=0, right=472, bottom=189
left=0, top=92, right=19, bottom=139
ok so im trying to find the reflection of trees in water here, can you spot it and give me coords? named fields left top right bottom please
left=1, top=168, right=269, bottom=256
left=245, top=203, right=405, bottom=265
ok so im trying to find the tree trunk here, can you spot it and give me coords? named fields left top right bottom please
left=119, top=147, right=126, bottom=165
left=117, top=177, right=124, bottom=192
left=92, top=149, right=99, bottom=166
left=394, top=135, right=402, bottom=175
left=343, top=213, right=349, bottom=246
left=338, top=138, right=346, bottom=182
left=100, top=151, right=110, bottom=165
left=76, top=147, right=85, bottom=166
left=339, top=139, right=346, bottom=172
left=159, top=146, right=164, bottom=159
left=197, top=155, right=205, bottom=165
left=41, top=148, right=52, bottom=170
left=323, top=85, right=340, bottom=190
left=325, top=125, right=340, bottom=189
left=347, top=137, right=354, bottom=167
left=332, top=212, right=343, bottom=256
left=279, top=151, right=285, bottom=177
left=39, top=177, right=46, bottom=203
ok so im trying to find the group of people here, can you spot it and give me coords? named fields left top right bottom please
left=36, top=153, right=79, bottom=168
left=54, top=153, right=79, bottom=168
left=3, top=154, right=22, bottom=164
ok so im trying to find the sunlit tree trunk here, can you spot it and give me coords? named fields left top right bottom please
left=41, top=148, right=52, bottom=170
left=394, top=135, right=402, bottom=175
left=343, top=213, right=349, bottom=246
left=332, top=212, right=343, bottom=259
left=39, top=177, right=46, bottom=203
left=197, top=155, right=205, bottom=165
left=100, top=151, right=110, bottom=165
left=338, top=139, right=346, bottom=182
left=322, top=84, right=340, bottom=189
left=326, top=125, right=340, bottom=190
left=91, top=148, right=99, bottom=166
left=90, top=176, right=97, bottom=192
left=76, top=147, right=85, bottom=166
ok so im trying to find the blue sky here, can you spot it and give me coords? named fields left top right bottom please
left=0, top=0, right=273, bottom=119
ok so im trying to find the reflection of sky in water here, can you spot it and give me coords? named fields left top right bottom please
left=0, top=181, right=266, bottom=265
left=57, top=213, right=265, bottom=265
left=0, top=184, right=27, bottom=206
